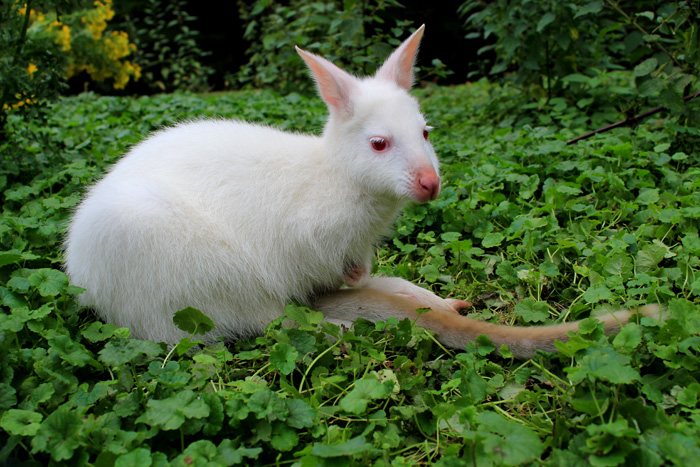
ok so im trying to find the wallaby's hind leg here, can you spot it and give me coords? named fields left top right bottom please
left=361, top=276, right=467, bottom=314
left=312, top=276, right=468, bottom=328
left=312, top=279, right=444, bottom=328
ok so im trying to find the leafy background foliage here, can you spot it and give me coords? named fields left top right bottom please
left=235, top=0, right=418, bottom=93
left=462, top=0, right=700, bottom=126
left=116, top=0, right=213, bottom=93
left=1, top=0, right=700, bottom=465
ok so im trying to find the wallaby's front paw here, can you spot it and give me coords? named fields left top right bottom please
left=344, top=263, right=369, bottom=287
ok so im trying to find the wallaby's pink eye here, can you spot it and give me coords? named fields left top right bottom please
left=370, top=137, right=388, bottom=152
left=423, top=129, right=429, bottom=140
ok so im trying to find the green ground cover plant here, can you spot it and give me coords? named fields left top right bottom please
left=1, top=77, right=699, bottom=465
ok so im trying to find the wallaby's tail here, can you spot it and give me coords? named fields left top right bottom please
left=313, top=281, right=662, bottom=360
left=414, top=302, right=661, bottom=359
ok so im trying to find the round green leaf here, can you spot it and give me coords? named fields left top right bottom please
left=482, top=232, right=505, bottom=248
left=173, top=307, right=215, bottom=335
left=0, top=409, right=42, bottom=436
left=583, top=285, right=613, bottom=304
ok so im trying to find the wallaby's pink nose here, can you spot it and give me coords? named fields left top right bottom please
left=415, top=170, right=441, bottom=203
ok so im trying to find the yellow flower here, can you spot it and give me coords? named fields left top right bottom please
left=26, top=62, right=38, bottom=77
left=131, top=62, right=142, bottom=81
left=82, top=0, right=115, bottom=39
left=54, top=24, right=72, bottom=52
left=17, top=0, right=139, bottom=90
left=5, top=92, right=37, bottom=109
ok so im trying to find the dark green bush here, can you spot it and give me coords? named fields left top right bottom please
left=461, top=0, right=699, bottom=125
left=117, top=0, right=213, bottom=93
left=235, top=0, right=418, bottom=93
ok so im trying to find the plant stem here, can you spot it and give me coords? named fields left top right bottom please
left=1, top=0, right=34, bottom=138
left=567, top=88, right=700, bottom=145
left=545, top=39, right=552, bottom=103
left=15, top=0, right=33, bottom=60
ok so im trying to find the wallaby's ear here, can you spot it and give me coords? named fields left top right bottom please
left=375, top=24, right=425, bottom=90
left=296, top=46, right=356, bottom=118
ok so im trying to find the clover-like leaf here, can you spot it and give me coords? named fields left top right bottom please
left=0, top=409, right=43, bottom=436
left=583, top=285, right=613, bottom=304
left=30, top=406, right=84, bottom=461
left=269, top=342, right=298, bottom=375
left=285, top=398, right=316, bottom=429
left=137, top=390, right=210, bottom=430
left=99, top=338, right=163, bottom=366
left=482, top=232, right=504, bottom=248
left=284, top=303, right=324, bottom=331
left=566, top=347, right=641, bottom=384
left=340, top=378, right=392, bottom=414
left=466, top=412, right=545, bottom=466
left=311, top=435, right=373, bottom=458
left=173, top=307, right=215, bottom=335
left=29, top=268, right=69, bottom=297
left=514, top=298, right=549, bottom=323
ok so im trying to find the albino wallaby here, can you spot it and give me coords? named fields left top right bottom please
left=64, top=26, right=660, bottom=359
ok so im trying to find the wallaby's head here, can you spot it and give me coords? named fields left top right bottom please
left=296, top=25, right=440, bottom=204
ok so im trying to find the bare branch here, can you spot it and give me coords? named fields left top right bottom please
left=567, top=88, right=700, bottom=145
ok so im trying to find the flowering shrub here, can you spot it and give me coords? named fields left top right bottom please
left=25, top=0, right=141, bottom=90
left=1, top=1, right=64, bottom=121
left=0, top=0, right=139, bottom=140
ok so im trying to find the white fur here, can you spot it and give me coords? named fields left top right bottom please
left=64, top=26, right=441, bottom=343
